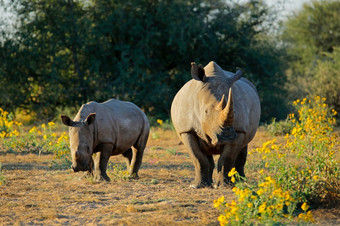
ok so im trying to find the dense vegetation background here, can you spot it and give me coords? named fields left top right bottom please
left=0, top=0, right=339, bottom=123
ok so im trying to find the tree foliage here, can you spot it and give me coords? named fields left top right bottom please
left=0, top=0, right=287, bottom=122
left=283, top=0, right=340, bottom=115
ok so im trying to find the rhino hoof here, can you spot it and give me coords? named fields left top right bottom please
left=190, top=182, right=213, bottom=189
left=94, top=174, right=110, bottom=182
left=190, top=184, right=199, bottom=189
left=214, top=180, right=233, bottom=188
left=128, top=174, right=139, bottom=180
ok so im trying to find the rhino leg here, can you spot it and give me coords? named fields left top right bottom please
left=234, top=145, right=247, bottom=178
left=208, top=155, right=214, bottom=185
left=216, top=133, right=245, bottom=187
left=181, top=133, right=212, bottom=188
left=128, top=145, right=145, bottom=179
left=122, top=148, right=133, bottom=172
left=94, top=143, right=113, bottom=182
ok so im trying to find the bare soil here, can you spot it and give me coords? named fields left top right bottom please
left=0, top=128, right=339, bottom=225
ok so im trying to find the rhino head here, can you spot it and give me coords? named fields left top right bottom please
left=61, top=113, right=96, bottom=172
left=191, top=62, right=242, bottom=146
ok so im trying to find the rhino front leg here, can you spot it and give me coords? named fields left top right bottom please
left=180, top=133, right=212, bottom=188
left=234, top=145, right=247, bottom=178
left=94, top=143, right=113, bottom=182
left=216, top=133, right=245, bottom=187
left=208, top=155, right=214, bottom=185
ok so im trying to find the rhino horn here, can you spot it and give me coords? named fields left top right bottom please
left=215, top=94, right=226, bottom=111
left=228, top=69, right=243, bottom=85
left=220, top=88, right=234, bottom=127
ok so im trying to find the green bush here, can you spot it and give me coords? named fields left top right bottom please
left=265, top=118, right=294, bottom=136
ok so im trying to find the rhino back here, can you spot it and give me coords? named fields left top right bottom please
left=85, top=99, right=149, bottom=153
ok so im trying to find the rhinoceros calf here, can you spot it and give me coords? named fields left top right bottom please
left=171, top=61, right=261, bottom=188
left=61, top=99, right=149, bottom=181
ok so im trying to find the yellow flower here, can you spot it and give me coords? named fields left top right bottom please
left=306, top=211, right=315, bottom=222
left=301, top=202, right=309, bottom=211
left=41, top=123, right=46, bottom=128
left=43, top=135, right=47, bottom=140
left=258, top=202, right=266, bottom=213
left=313, top=175, right=319, bottom=180
left=156, top=119, right=163, bottom=126
left=29, top=126, right=37, bottom=133
left=48, top=122, right=55, bottom=127
left=214, top=196, right=225, bottom=208
left=231, top=176, right=235, bottom=183
left=218, top=214, right=228, bottom=224
left=247, top=203, right=253, bottom=208
left=228, top=168, right=237, bottom=177
left=275, top=204, right=283, bottom=210
left=257, top=189, right=264, bottom=195
left=285, top=192, right=290, bottom=201
left=230, top=206, right=238, bottom=214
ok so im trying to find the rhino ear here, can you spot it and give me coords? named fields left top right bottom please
left=191, top=62, right=206, bottom=82
left=61, top=115, right=73, bottom=127
left=228, top=69, right=243, bottom=85
left=85, top=113, right=96, bottom=125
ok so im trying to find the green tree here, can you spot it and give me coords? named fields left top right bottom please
left=306, top=47, right=340, bottom=115
left=0, top=0, right=287, bottom=122
left=283, top=0, right=340, bottom=114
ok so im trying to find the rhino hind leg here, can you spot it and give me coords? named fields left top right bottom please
left=94, top=144, right=113, bottom=182
left=234, top=145, right=247, bottom=178
left=180, top=133, right=212, bottom=188
left=122, top=148, right=133, bottom=172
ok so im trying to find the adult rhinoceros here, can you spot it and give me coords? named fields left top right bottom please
left=171, top=61, right=261, bottom=188
left=61, top=99, right=149, bottom=181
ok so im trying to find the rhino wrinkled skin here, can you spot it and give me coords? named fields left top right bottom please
left=61, top=99, right=149, bottom=181
left=171, top=61, right=261, bottom=188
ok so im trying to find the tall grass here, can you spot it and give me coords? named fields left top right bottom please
left=215, top=96, right=339, bottom=225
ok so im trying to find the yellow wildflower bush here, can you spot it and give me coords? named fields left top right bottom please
left=215, top=174, right=297, bottom=225
left=0, top=108, right=71, bottom=169
left=0, top=108, right=21, bottom=138
left=50, top=131, right=71, bottom=169
left=215, top=97, right=338, bottom=225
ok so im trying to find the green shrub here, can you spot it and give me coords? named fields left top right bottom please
left=265, top=118, right=294, bottom=136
